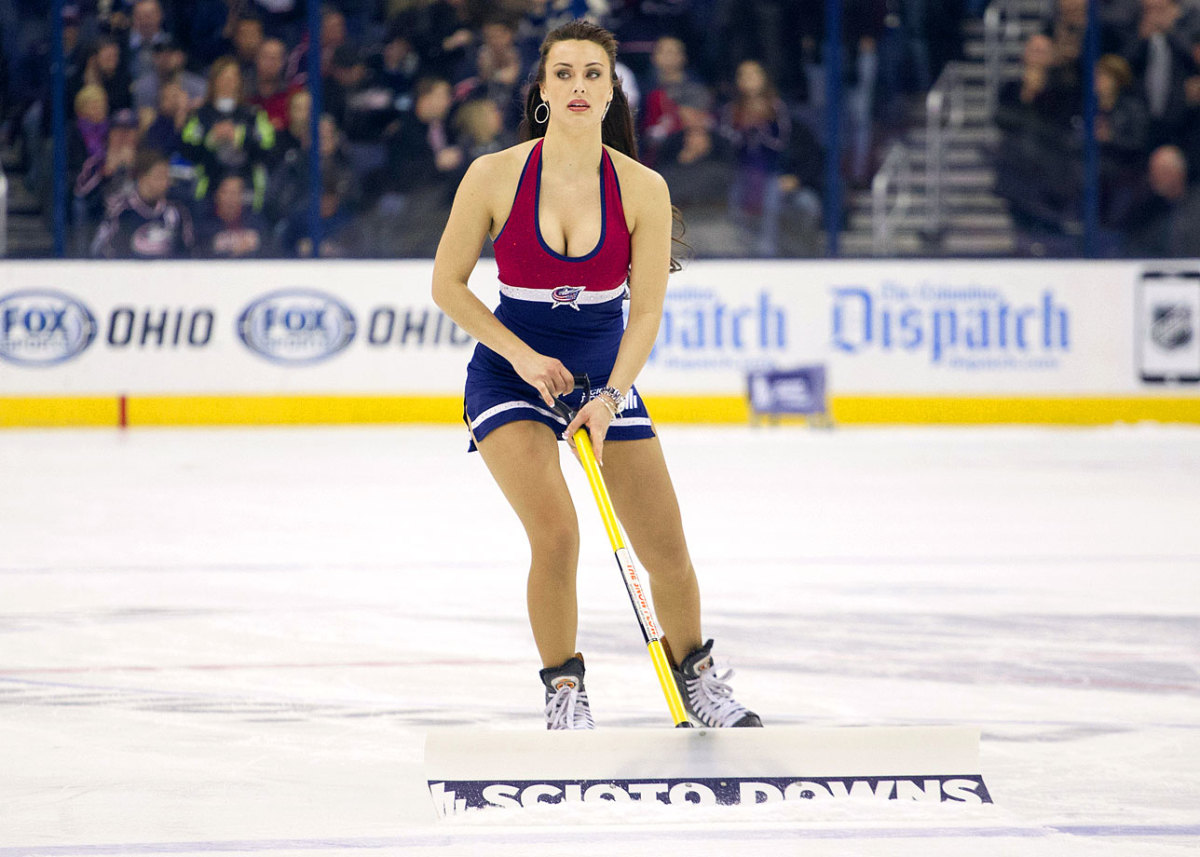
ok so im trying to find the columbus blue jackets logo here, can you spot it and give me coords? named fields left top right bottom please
left=1151, top=303, right=1193, bottom=350
left=0, top=290, right=97, bottom=366
left=551, top=286, right=585, bottom=310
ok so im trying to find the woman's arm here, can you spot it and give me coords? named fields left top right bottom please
left=431, top=155, right=575, bottom=407
left=564, top=165, right=673, bottom=464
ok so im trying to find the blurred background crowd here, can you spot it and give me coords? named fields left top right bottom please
left=0, top=0, right=1196, bottom=259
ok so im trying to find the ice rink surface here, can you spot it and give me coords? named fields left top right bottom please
left=2, top=423, right=1198, bottom=856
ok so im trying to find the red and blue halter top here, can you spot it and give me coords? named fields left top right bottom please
left=471, top=138, right=631, bottom=380
left=463, top=138, right=652, bottom=449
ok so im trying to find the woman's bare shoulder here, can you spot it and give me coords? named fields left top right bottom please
left=605, top=146, right=670, bottom=202
left=465, top=139, right=539, bottom=185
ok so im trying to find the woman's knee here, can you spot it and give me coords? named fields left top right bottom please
left=526, top=516, right=580, bottom=561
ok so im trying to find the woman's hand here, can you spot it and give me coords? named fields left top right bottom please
left=512, top=351, right=575, bottom=407
left=564, top=399, right=615, bottom=466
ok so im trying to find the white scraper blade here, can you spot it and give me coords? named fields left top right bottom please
left=425, top=725, right=990, bottom=817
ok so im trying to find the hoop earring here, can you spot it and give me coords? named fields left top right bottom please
left=602, top=101, right=611, bottom=119
left=533, top=100, right=550, bottom=125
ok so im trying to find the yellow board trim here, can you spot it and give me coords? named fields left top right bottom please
left=2, top=393, right=1200, bottom=428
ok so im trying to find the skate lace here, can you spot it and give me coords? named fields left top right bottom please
left=687, top=667, right=750, bottom=727
left=544, top=682, right=594, bottom=730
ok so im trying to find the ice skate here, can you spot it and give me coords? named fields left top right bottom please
left=540, top=655, right=595, bottom=730
left=673, top=639, right=762, bottom=727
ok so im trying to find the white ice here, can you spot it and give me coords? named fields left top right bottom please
left=1, top=423, right=1198, bottom=856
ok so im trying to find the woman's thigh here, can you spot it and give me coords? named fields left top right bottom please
left=475, top=419, right=580, bottom=552
left=599, top=436, right=691, bottom=572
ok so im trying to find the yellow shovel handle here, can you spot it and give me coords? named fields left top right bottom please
left=571, top=425, right=692, bottom=728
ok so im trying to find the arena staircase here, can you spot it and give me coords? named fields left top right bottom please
left=844, top=0, right=1052, bottom=256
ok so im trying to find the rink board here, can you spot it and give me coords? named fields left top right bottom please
left=3, top=259, right=1197, bottom=426
left=425, top=726, right=991, bottom=817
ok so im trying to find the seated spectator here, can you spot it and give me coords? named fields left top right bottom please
left=266, top=113, right=356, bottom=224
left=248, top=38, right=302, bottom=130
left=142, top=81, right=190, bottom=159
left=125, top=0, right=171, bottom=84
left=232, top=16, right=266, bottom=87
left=1120, top=144, right=1200, bottom=256
left=778, top=112, right=826, bottom=257
left=657, top=86, right=733, bottom=207
left=196, top=173, right=272, bottom=257
left=382, top=77, right=463, bottom=197
left=68, top=85, right=110, bottom=183
left=181, top=56, right=278, bottom=211
left=132, top=37, right=206, bottom=114
left=720, top=59, right=791, bottom=257
left=273, top=88, right=312, bottom=159
left=1123, top=0, right=1198, bottom=148
left=91, top=147, right=195, bottom=258
left=1177, top=35, right=1200, bottom=175
left=641, top=36, right=702, bottom=166
left=1093, top=54, right=1151, bottom=227
left=278, top=171, right=360, bottom=257
left=75, top=107, right=141, bottom=230
left=323, top=44, right=370, bottom=133
left=369, top=20, right=422, bottom=114
left=411, top=0, right=476, bottom=80
left=287, top=6, right=351, bottom=83
left=454, top=15, right=525, bottom=130
left=70, top=35, right=133, bottom=117
left=454, top=97, right=513, bottom=163
left=993, top=34, right=1081, bottom=233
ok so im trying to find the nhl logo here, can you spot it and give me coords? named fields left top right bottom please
left=551, top=286, right=584, bottom=310
left=1151, top=303, right=1193, bottom=351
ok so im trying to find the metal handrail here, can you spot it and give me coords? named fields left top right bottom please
left=872, top=142, right=913, bottom=255
left=925, top=61, right=968, bottom=236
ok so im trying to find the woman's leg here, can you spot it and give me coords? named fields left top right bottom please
left=600, top=435, right=703, bottom=663
left=475, top=420, right=581, bottom=669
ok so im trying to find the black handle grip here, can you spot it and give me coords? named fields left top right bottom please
left=551, top=373, right=592, bottom=423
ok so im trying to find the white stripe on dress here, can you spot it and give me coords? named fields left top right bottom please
left=470, top=400, right=567, bottom=431
left=499, top=283, right=627, bottom=304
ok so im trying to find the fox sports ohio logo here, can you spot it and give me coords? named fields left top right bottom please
left=236, top=289, right=356, bottom=364
left=0, top=290, right=98, bottom=366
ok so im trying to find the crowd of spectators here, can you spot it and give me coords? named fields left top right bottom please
left=994, top=0, right=1200, bottom=256
left=0, top=0, right=993, bottom=258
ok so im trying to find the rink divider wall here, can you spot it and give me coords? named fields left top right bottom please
left=7, top=394, right=1200, bottom=428
left=1, top=259, right=1197, bottom=428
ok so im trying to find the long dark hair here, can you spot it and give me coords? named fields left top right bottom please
left=519, top=20, right=687, bottom=270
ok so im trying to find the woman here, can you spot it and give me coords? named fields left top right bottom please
left=720, top=59, right=790, bottom=257
left=180, top=57, right=278, bottom=212
left=431, top=20, right=761, bottom=731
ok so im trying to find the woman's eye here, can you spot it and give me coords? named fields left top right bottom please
left=557, top=71, right=569, bottom=78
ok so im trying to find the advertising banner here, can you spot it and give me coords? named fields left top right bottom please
left=1, top=259, right=1197, bottom=426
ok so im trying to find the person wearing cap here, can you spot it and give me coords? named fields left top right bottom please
left=132, top=36, right=206, bottom=114
left=73, top=107, right=143, bottom=250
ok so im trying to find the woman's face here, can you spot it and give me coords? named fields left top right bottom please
left=735, top=61, right=767, bottom=96
left=652, top=38, right=686, bottom=76
left=539, top=39, right=614, bottom=127
left=1095, top=69, right=1118, bottom=103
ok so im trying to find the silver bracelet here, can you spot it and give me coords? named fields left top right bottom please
left=592, top=385, right=625, bottom=414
